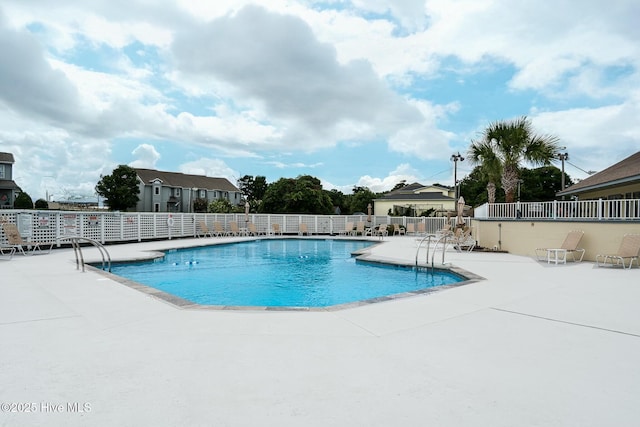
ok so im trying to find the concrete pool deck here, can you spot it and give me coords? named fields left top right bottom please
left=1, top=235, right=639, bottom=426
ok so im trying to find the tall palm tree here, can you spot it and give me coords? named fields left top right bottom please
left=468, top=117, right=560, bottom=203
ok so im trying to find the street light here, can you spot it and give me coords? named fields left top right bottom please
left=555, top=149, right=569, bottom=194
left=450, top=152, right=464, bottom=200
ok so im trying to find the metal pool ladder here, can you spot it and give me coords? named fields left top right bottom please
left=60, top=237, right=112, bottom=272
left=415, top=233, right=452, bottom=272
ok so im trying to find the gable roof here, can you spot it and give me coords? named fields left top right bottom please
left=135, top=168, right=239, bottom=192
left=557, top=151, right=640, bottom=196
left=0, top=152, right=15, bottom=163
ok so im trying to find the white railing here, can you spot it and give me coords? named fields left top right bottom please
left=475, top=199, right=640, bottom=220
left=0, top=210, right=469, bottom=245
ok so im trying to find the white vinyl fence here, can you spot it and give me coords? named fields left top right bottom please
left=475, top=199, right=640, bottom=220
left=0, top=210, right=468, bottom=246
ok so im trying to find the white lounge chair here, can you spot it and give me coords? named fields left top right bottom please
left=596, top=234, right=640, bottom=269
left=535, top=230, right=585, bottom=264
left=1, top=222, right=54, bottom=255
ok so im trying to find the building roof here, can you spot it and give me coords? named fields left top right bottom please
left=557, top=151, right=640, bottom=196
left=0, top=180, right=21, bottom=191
left=376, top=182, right=454, bottom=202
left=0, top=152, right=15, bottom=163
left=135, top=168, right=239, bottom=192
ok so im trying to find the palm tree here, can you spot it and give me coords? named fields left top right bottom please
left=468, top=116, right=560, bottom=203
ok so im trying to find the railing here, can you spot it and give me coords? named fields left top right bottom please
left=60, top=236, right=112, bottom=272
left=0, top=210, right=470, bottom=246
left=475, top=199, right=640, bottom=220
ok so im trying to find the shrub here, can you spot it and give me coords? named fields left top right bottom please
left=14, top=192, right=34, bottom=209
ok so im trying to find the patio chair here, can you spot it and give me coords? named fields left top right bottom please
left=212, top=222, right=226, bottom=237
left=376, top=224, right=388, bottom=239
left=339, top=222, right=354, bottom=236
left=1, top=222, right=55, bottom=255
left=247, top=223, right=262, bottom=236
left=596, top=234, right=640, bottom=269
left=197, top=221, right=213, bottom=238
left=535, top=230, right=585, bottom=264
left=353, top=222, right=366, bottom=236
left=229, top=221, right=241, bottom=236
left=451, top=227, right=476, bottom=252
left=298, top=223, right=310, bottom=236
left=406, top=223, right=416, bottom=235
left=416, top=222, right=426, bottom=236
left=392, top=224, right=405, bottom=236
left=270, top=223, right=282, bottom=236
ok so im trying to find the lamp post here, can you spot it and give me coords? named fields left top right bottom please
left=450, top=152, right=464, bottom=200
left=555, top=150, right=569, bottom=198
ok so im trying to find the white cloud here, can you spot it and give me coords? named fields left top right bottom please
left=129, top=144, right=161, bottom=168
left=179, top=158, right=240, bottom=184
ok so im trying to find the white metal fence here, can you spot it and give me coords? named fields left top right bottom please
left=475, top=199, right=640, bottom=220
left=0, top=210, right=468, bottom=245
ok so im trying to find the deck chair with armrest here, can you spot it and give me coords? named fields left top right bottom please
left=270, top=223, right=282, bottom=236
left=339, top=222, right=354, bottom=236
left=298, top=223, right=310, bottom=236
left=197, top=221, right=214, bottom=238
left=1, top=222, right=55, bottom=255
left=247, top=223, right=262, bottom=236
left=596, top=234, right=640, bottom=269
left=392, top=224, right=405, bottom=236
left=535, top=230, right=585, bottom=264
left=212, top=222, right=226, bottom=237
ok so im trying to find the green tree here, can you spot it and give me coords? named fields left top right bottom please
left=14, top=192, right=34, bottom=209
left=207, top=199, right=233, bottom=213
left=237, top=175, right=268, bottom=201
left=347, top=186, right=378, bottom=214
left=327, top=189, right=346, bottom=214
left=95, top=165, right=140, bottom=211
left=34, top=198, right=49, bottom=209
left=260, top=175, right=333, bottom=214
left=468, top=116, right=560, bottom=203
left=459, top=165, right=572, bottom=206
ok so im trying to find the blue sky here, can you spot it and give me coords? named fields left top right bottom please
left=1, top=0, right=639, bottom=202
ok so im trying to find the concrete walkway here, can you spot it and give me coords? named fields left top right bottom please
left=1, top=236, right=639, bottom=426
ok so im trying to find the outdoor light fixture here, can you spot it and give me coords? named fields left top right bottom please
left=451, top=152, right=464, bottom=199
left=555, top=151, right=569, bottom=191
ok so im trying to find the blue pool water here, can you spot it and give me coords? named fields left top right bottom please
left=109, top=239, right=463, bottom=307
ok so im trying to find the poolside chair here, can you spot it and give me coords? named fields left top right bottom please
left=596, top=234, right=640, bottom=269
left=197, top=221, right=214, bottom=238
left=1, top=222, right=55, bottom=255
left=416, top=222, right=426, bottom=236
left=406, top=223, right=416, bottom=235
left=451, top=227, right=476, bottom=252
left=376, top=224, right=388, bottom=239
left=270, top=223, right=282, bottom=236
left=392, top=224, right=405, bottom=236
left=229, top=221, right=241, bottom=236
left=339, top=222, right=354, bottom=236
left=535, top=230, right=585, bottom=264
left=247, top=223, right=262, bottom=236
left=298, top=223, right=310, bottom=236
left=353, top=222, right=366, bottom=236
left=212, top=222, right=226, bottom=237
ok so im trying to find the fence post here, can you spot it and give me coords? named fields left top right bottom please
left=598, top=198, right=603, bottom=220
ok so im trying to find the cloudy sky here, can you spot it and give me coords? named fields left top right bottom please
left=1, top=0, right=639, bottom=202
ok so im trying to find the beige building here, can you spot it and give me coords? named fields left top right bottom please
left=373, top=183, right=457, bottom=217
left=557, top=151, right=640, bottom=200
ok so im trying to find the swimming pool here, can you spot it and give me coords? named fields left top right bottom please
left=108, top=239, right=464, bottom=308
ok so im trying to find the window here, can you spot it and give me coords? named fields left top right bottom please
left=154, top=203, right=160, bottom=212
left=175, top=188, right=181, bottom=197
left=0, top=164, right=4, bottom=179
left=154, top=186, right=160, bottom=195
left=199, top=190, right=206, bottom=198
